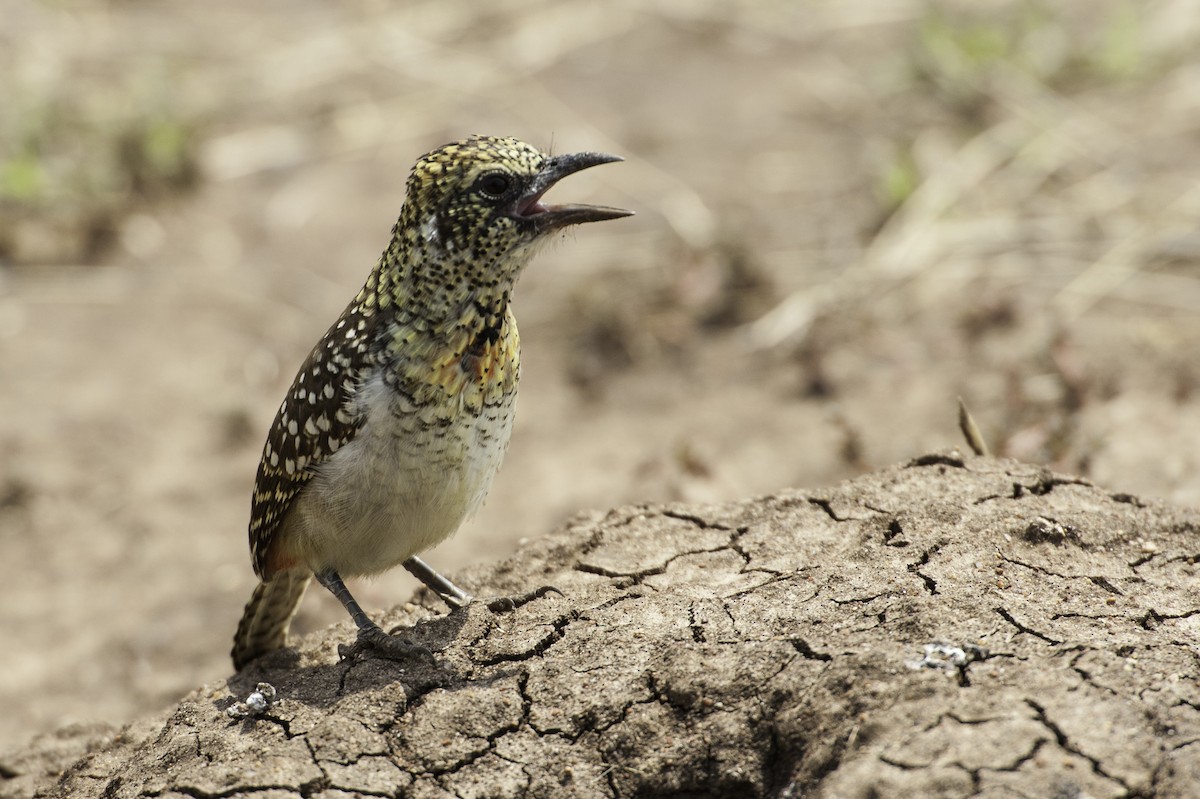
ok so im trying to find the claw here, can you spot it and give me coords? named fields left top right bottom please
left=487, top=585, right=563, bottom=613
left=339, top=626, right=435, bottom=664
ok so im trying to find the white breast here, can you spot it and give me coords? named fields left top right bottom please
left=285, top=371, right=515, bottom=577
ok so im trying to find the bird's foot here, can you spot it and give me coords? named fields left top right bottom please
left=337, top=626, right=436, bottom=665
left=487, top=585, right=563, bottom=613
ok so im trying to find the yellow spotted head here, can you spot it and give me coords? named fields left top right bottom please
left=394, top=135, right=630, bottom=284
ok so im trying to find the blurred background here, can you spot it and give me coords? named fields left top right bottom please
left=2, top=0, right=1199, bottom=753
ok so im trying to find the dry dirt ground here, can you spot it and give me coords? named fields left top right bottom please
left=2, top=0, right=1200, bottom=764
left=6, top=456, right=1200, bottom=798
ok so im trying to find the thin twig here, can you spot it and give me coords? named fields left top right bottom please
left=957, top=397, right=989, bottom=457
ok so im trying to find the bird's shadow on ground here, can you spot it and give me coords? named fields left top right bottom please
left=220, top=603, right=476, bottom=717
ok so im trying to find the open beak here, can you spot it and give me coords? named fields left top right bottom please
left=512, top=152, right=633, bottom=232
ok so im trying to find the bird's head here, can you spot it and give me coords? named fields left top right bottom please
left=399, top=135, right=631, bottom=282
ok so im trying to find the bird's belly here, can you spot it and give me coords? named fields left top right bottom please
left=287, top=373, right=516, bottom=577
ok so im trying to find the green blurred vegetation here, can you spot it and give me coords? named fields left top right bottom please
left=0, top=70, right=198, bottom=264
left=872, top=1, right=1162, bottom=222
left=910, top=0, right=1155, bottom=119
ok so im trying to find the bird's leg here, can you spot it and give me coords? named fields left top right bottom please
left=403, top=556, right=473, bottom=610
left=403, top=555, right=557, bottom=614
left=314, top=570, right=433, bottom=663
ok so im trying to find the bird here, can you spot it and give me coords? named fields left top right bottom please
left=231, top=135, right=631, bottom=670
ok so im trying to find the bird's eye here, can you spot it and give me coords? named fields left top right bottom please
left=476, top=172, right=512, bottom=199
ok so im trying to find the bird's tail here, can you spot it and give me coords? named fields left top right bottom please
left=231, top=569, right=311, bottom=670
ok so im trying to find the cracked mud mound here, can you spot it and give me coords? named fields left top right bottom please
left=5, top=455, right=1199, bottom=798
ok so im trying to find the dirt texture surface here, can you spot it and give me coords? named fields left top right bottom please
left=4, top=455, right=1198, bottom=798
left=5, top=0, right=1200, bottom=773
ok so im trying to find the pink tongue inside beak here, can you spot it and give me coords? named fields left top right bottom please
left=516, top=188, right=551, bottom=217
